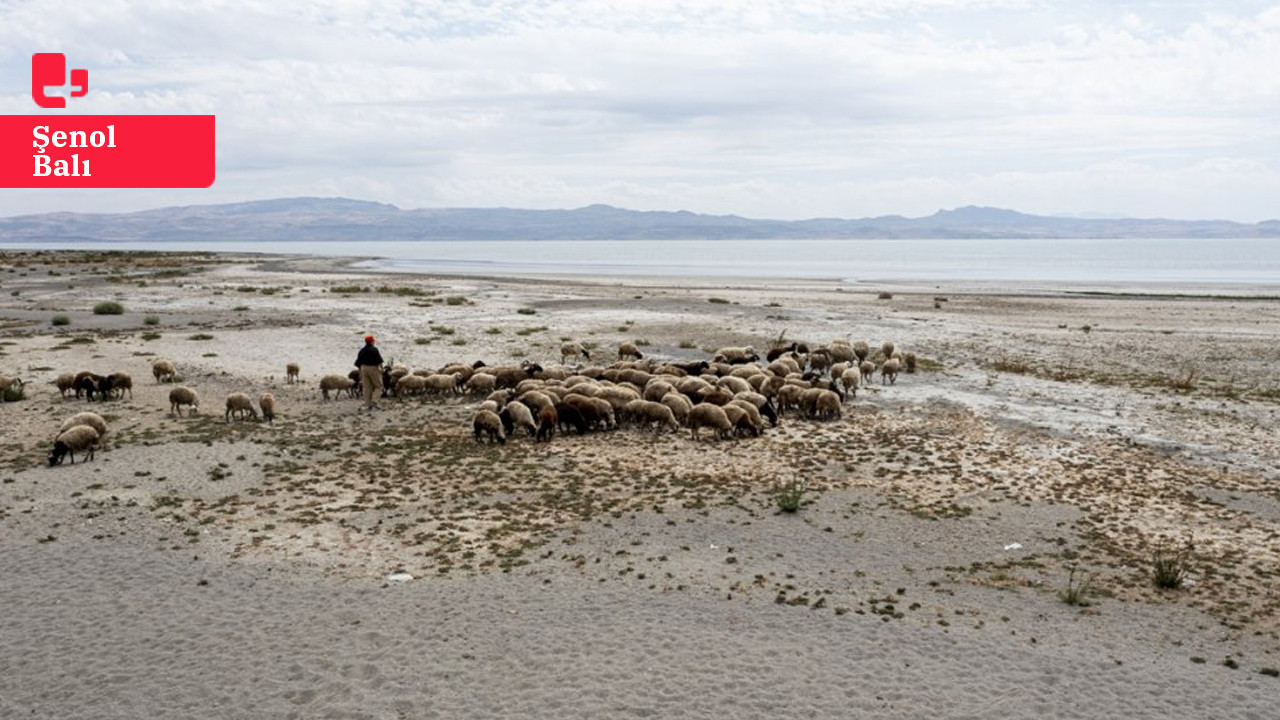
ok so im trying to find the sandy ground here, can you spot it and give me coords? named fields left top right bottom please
left=1, top=249, right=1278, bottom=718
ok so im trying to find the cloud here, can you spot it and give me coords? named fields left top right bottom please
left=1, top=0, right=1277, bottom=221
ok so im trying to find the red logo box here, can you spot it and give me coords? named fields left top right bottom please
left=1, top=115, right=215, bottom=188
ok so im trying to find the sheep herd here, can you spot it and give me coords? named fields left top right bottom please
left=311, top=338, right=916, bottom=445
left=38, top=338, right=916, bottom=467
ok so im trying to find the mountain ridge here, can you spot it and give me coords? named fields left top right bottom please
left=0, top=198, right=1276, bottom=242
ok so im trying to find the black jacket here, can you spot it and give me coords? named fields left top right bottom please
left=355, top=344, right=384, bottom=368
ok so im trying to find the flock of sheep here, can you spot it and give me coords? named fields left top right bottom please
left=38, top=337, right=914, bottom=466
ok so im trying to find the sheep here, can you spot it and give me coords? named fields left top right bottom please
left=560, top=341, right=591, bottom=364
left=59, top=411, right=108, bottom=439
left=721, top=405, right=760, bottom=437
left=882, top=357, right=901, bottom=385
left=537, top=405, right=559, bottom=442
left=152, top=359, right=177, bottom=383
left=814, top=389, right=842, bottom=420
left=519, top=390, right=556, bottom=413
left=491, top=362, right=543, bottom=389
left=169, top=386, right=199, bottom=416
left=669, top=360, right=710, bottom=375
left=618, top=341, right=644, bottom=360
left=732, top=392, right=778, bottom=427
left=830, top=362, right=849, bottom=379
left=473, top=410, right=506, bottom=444
left=319, top=373, right=356, bottom=400
left=464, top=372, right=497, bottom=396
left=859, top=360, right=876, bottom=386
left=0, top=375, right=22, bottom=402
left=688, top=403, right=733, bottom=441
left=643, top=380, right=676, bottom=402
left=808, top=348, right=833, bottom=375
left=717, top=376, right=752, bottom=395
left=259, top=393, right=276, bottom=425
left=853, top=341, right=870, bottom=362
left=225, top=392, right=258, bottom=423
left=55, top=372, right=75, bottom=398
left=395, top=374, right=428, bottom=397
left=904, top=352, right=918, bottom=373
left=500, top=401, right=539, bottom=438
left=766, top=343, right=797, bottom=362
left=881, top=341, right=895, bottom=361
left=48, top=425, right=99, bottom=466
left=660, top=393, right=693, bottom=425
left=476, top=400, right=500, bottom=415
left=775, top=384, right=804, bottom=416
left=828, top=342, right=856, bottom=364
left=712, top=346, right=759, bottom=365
left=840, top=367, right=862, bottom=398
left=286, top=362, right=300, bottom=384
left=107, top=371, right=133, bottom=400
left=727, top=399, right=764, bottom=436
left=553, top=402, right=586, bottom=436
left=74, top=371, right=105, bottom=401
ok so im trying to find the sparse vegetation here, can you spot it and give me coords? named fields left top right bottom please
left=51, top=314, right=70, bottom=326
left=1058, top=567, right=1093, bottom=606
left=1152, top=542, right=1192, bottom=590
left=188, top=333, right=215, bottom=341
left=93, top=301, right=125, bottom=315
left=708, top=297, right=730, bottom=304
left=517, top=307, right=537, bottom=315
left=144, top=315, right=160, bottom=325
left=773, top=479, right=806, bottom=513
left=877, top=292, right=893, bottom=300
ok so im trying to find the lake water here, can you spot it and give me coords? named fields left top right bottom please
left=3, top=238, right=1279, bottom=287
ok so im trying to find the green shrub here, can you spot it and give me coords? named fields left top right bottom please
left=707, top=297, right=730, bottom=304
left=93, top=301, right=125, bottom=315
left=141, top=332, right=161, bottom=341
left=516, top=307, right=537, bottom=315
left=1058, top=567, right=1093, bottom=606
left=773, top=479, right=805, bottom=513
left=188, top=333, right=215, bottom=341
left=2, top=381, right=25, bottom=402
left=1152, top=543, right=1191, bottom=589
left=51, top=314, right=70, bottom=326
left=143, top=315, right=160, bottom=325
left=445, top=295, right=467, bottom=306
left=430, top=325, right=455, bottom=336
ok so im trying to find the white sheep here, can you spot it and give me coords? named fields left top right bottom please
left=59, top=411, right=107, bottom=439
left=560, top=341, right=591, bottom=364
left=152, top=359, right=177, bottom=383
left=319, top=373, right=355, bottom=401
left=618, top=341, right=643, bottom=360
left=225, top=392, right=257, bottom=422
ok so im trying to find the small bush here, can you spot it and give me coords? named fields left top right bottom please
left=445, top=296, right=467, bottom=306
left=93, top=301, right=125, bottom=315
left=414, top=337, right=432, bottom=345
left=877, top=292, right=893, bottom=300
left=2, top=381, right=25, bottom=402
left=51, top=315, right=70, bottom=326
left=143, top=315, right=160, bottom=326
left=485, top=327, right=502, bottom=335
left=188, top=333, right=215, bottom=341
left=707, top=297, right=730, bottom=304
left=773, top=479, right=806, bottom=513
left=430, top=325, right=455, bottom=336
left=515, top=326, right=548, bottom=336
left=1152, top=543, right=1191, bottom=589
left=516, top=308, right=537, bottom=315
left=450, top=338, right=467, bottom=346
left=1058, top=567, right=1093, bottom=606
left=233, top=306, right=249, bottom=312
left=331, top=285, right=368, bottom=294
left=141, top=332, right=161, bottom=341
left=679, top=340, right=697, bottom=349
left=990, top=355, right=1031, bottom=374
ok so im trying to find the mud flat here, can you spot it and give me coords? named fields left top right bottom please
left=2, top=249, right=1278, bottom=719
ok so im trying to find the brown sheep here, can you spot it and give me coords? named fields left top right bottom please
left=169, top=386, right=199, bottom=416
left=904, top=352, right=918, bottom=373
left=286, top=363, right=300, bottom=384
left=225, top=392, right=258, bottom=423
left=882, top=358, right=901, bottom=385
left=688, top=403, right=733, bottom=441
left=618, top=341, right=644, bottom=360
left=259, top=393, right=276, bottom=425
left=537, top=405, right=558, bottom=442
left=48, top=425, right=99, bottom=466
left=473, top=410, right=506, bottom=444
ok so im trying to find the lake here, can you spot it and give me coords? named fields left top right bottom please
left=2, top=238, right=1278, bottom=288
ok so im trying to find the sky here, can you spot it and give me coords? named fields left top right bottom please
left=1, top=0, right=1278, bottom=221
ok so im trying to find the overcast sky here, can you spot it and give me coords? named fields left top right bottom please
left=2, top=0, right=1278, bottom=221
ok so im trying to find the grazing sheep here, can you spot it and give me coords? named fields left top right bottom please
left=560, top=341, right=591, bottom=364
left=618, top=341, right=643, bottom=360
left=859, top=360, right=875, bottom=386
left=55, top=372, right=75, bottom=398
left=152, top=359, right=177, bottom=383
left=840, top=367, right=862, bottom=398
left=518, top=390, right=556, bottom=414
left=669, top=360, right=710, bottom=375
left=726, top=400, right=764, bottom=436
left=643, top=380, right=676, bottom=402
left=732, top=392, right=777, bottom=427
left=464, top=372, right=497, bottom=396
left=722, top=405, right=761, bottom=437
left=319, top=373, right=356, bottom=401
left=59, top=411, right=107, bottom=439
left=775, top=384, right=804, bottom=416
left=766, top=343, right=797, bottom=362
left=553, top=402, right=586, bottom=436
left=473, top=410, right=506, bottom=444
left=500, top=401, right=539, bottom=438
left=286, top=362, right=300, bottom=384
left=476, top=400, right=500, bottom=414
left=259, top=393, right=276, bottom=425
left=688, top=403, right=733, bottom=441
left=808, top=348, right=833, bottom=375
left=881, top=341, right=895, bottom=361
left=813, top=389, right=842, bottom=420
left=47, top=425, right=99, bottom=466
left=828, top=342, right=856, bottom=364
left=225, top=392, right=258, bottom=423
left=628, top=400, right=679, bottom=433
left=74, top=371, right=105, bottom=401
left=853, top=341, right=870, bottom=362
left=717, top=376, right=752, bottom=395
left=107, top=371, right=133, bottom=400
left=904, top=352, right=918, bottom=373
left=660, top=393, right=692, bottom=425
left=169, top=386, right=199, bottom=416
left=882, top=358, right=901, bottom=385
left=491, top=362, right=544, bottom=389
left=537, top=405, right=559, bottom=442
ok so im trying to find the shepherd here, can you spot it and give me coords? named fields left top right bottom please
left=355, top=334, right=385, bottom=411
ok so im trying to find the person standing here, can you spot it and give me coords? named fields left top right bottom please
left=355, top=334, right=384, bottom=411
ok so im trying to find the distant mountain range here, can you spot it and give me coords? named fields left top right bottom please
left=1, top=198, right=1277, bottom=242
